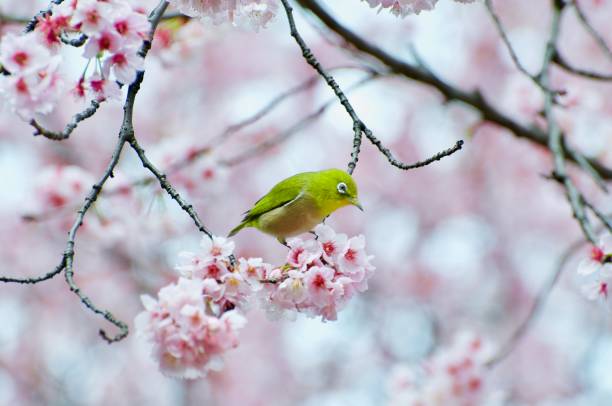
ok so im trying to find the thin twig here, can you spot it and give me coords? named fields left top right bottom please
left=295, top=0, right=612, bottom=180
left=0, top=257, right=65, bottom=284
left=280, top=0, right=364, bottom=173
left=29, top=100, right=101, bottom=140
left=484, top=0, right=548, bottom=91
left=366, top=127, right=464, bottom=170
left=584, top=201, right=612, bottom=233
left=543, top=1, right=598, bottom=244
left=64, top=130, right=130, bottom=343
left=486, top=238, right=585, bottom=367
left=280, top=0, right=463, bottom=175
left=564, top=139, right=608, bottom=193
left=553, top=51, right=612, bottom=81
left=572, top=0, right=612, bottom=62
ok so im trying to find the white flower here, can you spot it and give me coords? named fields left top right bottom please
left=0, top=32, right=51, bottom=73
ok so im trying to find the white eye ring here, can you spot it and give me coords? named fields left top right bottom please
left=337, top=182, right=347, bottom=194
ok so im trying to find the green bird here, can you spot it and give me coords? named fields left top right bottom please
left=228, top=168, right=362, bottom=244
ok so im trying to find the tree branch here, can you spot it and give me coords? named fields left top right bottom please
left=295, top=0, right=612, bottom=180
left=280, top=0, right=463, bottom=175
left=553, top=51, right=612, bottom=81
left=0, top=0, right=170, bottom=344
left=543, top=1, right=598, bottom=244
left=29, top=100, right=101, bottom=140
left=572, top=0, right=612, bottom=62
left=0, top=257, right=65, bottom=284
left=64, top=128, right=130, bottom=343
left=484, top=0, right=548, bottom=91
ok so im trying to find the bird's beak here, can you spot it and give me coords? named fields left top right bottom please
left=351, top=198, right=364, bottom=211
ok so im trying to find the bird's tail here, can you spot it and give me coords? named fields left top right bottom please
left=228, top=221, right=249, bottom=237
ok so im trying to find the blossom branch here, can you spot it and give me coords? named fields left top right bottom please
left=295, top=0, right=612, bottom=180
left=29, top=100, right=101, bottom=140
left=64, top=0, right=171, bottom=343
left=486, top=238, right=585, bottom=367
left=0, top=0, right=170, bottom=344
left=280, top=0, right=463, bottom=175
left=19, top=67, right=380, bottom=224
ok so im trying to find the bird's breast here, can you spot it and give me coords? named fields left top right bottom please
left=256, top=195, right=323, bottom=239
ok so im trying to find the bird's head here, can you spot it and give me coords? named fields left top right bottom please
left=315, top=168, right=362, bottom=213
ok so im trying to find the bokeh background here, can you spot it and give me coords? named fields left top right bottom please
left=1, top=0, right=612, bottom=404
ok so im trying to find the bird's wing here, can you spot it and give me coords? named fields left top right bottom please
left=242, top=176, right=307, bottom=222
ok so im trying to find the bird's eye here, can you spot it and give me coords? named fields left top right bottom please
left=337, top=182, right=347, bottom=194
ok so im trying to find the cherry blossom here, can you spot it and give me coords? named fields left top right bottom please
left=102, top=46, right=144, bottom=84
left=238, top=257, right=271, bottom=290
left=263, top=229, right=375, bottom=321
left=0, top=33, right=51, bottom=73
left=577, top=234, right=612, bottom=306
left=88, top=74, right=122, bottom=101
left=0, top=31, right=64, bottom=118
left=286, top=237, right=323, bottom=268
left=387, top=331, right=500, bottom=406
left=315, top=224, right=348, bottom=263
left=363, top=0, right=475, bottom=16
left=577, top=234, right=612, bottom=276
left=135, top=277, right=247, bottom=379
left=112, top=8, right=151, bottom=41
left=0, top=58, right=64, bottom=118
left=84, top=29, right=123, bottom=58
left=168, top=0, right=278, bottom=30
left=72, top=0, right=115, bottom=35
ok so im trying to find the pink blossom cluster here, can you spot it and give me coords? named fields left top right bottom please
left=136, top=227, right=375, bottom=378
left=0, top=0, right=150, bottom=120
left=0, top=32, right=64, bottom=119
left=169, top=0, right=278, bottom=30
left=135, top=277, right=247, bottom=379
left=363, top=0, right=475, bottom=17
left=74, top=0, right=150, bottom=86
left=577, top=234, right=612, bottom=303
left=261, top=224, right=375, bottom=322
left=136, top=236, right=253, bottom=379
left=388, top=332, right=499, bottom=406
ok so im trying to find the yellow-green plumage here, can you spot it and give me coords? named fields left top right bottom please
left=228, top=168, right=361, bottom=243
